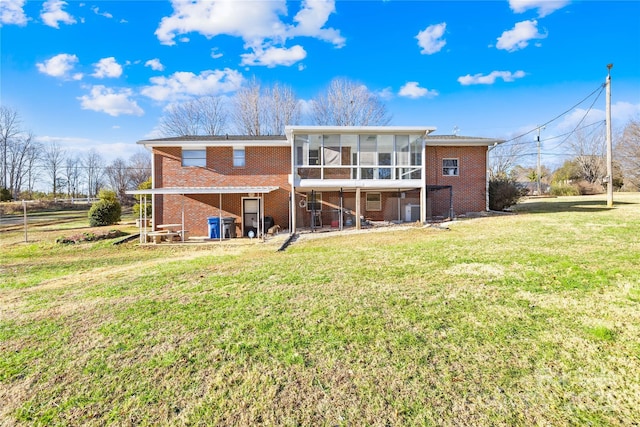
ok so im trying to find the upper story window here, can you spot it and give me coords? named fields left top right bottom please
left=233, top=148, right=245, bottom=167
left=443, top=158, right=459, bottom=176
left=182, top=149, right=206, bottom=167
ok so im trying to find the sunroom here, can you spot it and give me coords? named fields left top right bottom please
left=286, top=126, right=438, bottom=232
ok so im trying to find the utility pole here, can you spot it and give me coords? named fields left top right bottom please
left=536, top=126, right=544, bottom=195
left=606, top=64, right=614, bottom=207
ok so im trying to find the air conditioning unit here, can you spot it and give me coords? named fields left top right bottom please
left=405, top=204, right=420, bottom=222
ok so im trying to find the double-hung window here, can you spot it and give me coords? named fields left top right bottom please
left=306, top=192, right=322, bottom=211
left=182, top=149, right=206, bottom=167
left=366, top=192, right=382, bottom=211
left=443, top=158, right=459, bottom=176
left=233, top=148, right=245, bottom=167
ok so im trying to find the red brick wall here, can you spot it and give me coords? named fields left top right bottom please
left=426, top=146, right=488, bottom=215
left=153, top=144, right=489, bottom=235
left=154, top=146, right=290, bottom=236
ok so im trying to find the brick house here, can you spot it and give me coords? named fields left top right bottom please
left=129, top=126, right=502, bottom=239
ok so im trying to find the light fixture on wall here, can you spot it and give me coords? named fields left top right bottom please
left=248, top=193, right=255, bottom=197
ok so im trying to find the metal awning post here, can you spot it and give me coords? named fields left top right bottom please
left=311, top=189, right=316, bottom=232
left=261, top=192, right=265, bottom=241
left=397, top=188, right=401, bottom=223
left=449, top=186, right=454, bottom=220
left=144, top=195, right=148, bottom=242
left=339, top=188, right=343, bottom=231
left=181, top=194, right=185, bottom=242
left=219, top=193, right=222, bottom=243
left=139, top=195, right=144, bottom=243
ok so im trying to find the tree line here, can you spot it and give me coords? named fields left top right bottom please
left=157, top=77, right=391, bottom=137
left=489, top=118, right=640, bottom=195
left=1, top=77, right=390, bottom=201
left=0, top=106, right=150, bottom=202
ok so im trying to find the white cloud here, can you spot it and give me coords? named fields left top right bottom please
left=416, top=22, right=446, bottom=55
left=377, top=87, right=394, bottom=101
left=155, top=0, right=343, bottom=67
left=145, top=58, right=165, bottom=71
left=78, top=85, right=143, bottom=116
left=36, top=53, right=83, bottom=80
left=210, top=48, right=223, bottom=59
left=398, top=82, right=439, bottom=99
left=457, top=70, right=526, bottom=85
left=556, top=102, right=640, bottom=132
left=92, top=57, right=123, bottom=79
left=496, top=20, right=546, bottom=52
left=141, top=69, right=244, bottom=102
left=1, top=0, right=29, bottom=26
left=155, top=0, right=288, bottom=46
left=41, top=0, right=76, bottom=28
left=91, top=6, right=113, bottom=19
left=288, top=0, right=345, bottom=47
left=509, top=0, right=570, bottom=17
left=240, top=45, right=306, bottom=68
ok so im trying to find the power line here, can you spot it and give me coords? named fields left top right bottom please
left=500, top=83, right=606, bottom=146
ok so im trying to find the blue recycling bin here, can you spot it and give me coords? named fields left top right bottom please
left=207, top=216, right=220, bottom=239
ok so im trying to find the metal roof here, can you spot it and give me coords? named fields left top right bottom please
left=126, top=186, right=280, bottom=195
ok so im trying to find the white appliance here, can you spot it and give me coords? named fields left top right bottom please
left=405, top=204, right=421, bottom=222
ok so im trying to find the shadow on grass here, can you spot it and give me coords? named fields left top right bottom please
left=513, top=197, right=638, bottom=214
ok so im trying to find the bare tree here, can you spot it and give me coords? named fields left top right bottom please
left=198, top=96, right=228, bottom=135
left=159, top=96, right=228, bottom=136
left=105, top=157, right=132, bottom=201
left=264, top=83, right=300, bottom=135
left=41, top=141, right=66, bottom=197
left=232, top=78, right=264, bottom=136
left=568, top=127, right=606, bottom=184
left=82, top=149, right=104, bottom=198
left=6, top=132, right=39, bottom=199
left=0, top=106, right=22, bottom=189
left=311, top=78, right=391, bottom=126
left=64, top=156, right=82, bottom=198
left=617, top=118, right=640, bottom=190
left=23, top=138, right=42, bottom=198
left=128, top=150, right=151, bottom=189
left=489, top=137, right=528, bottom=179
left=159, top=101, right=200, bottom=136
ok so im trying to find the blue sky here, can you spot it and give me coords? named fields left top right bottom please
left=1, top=0, right=639, bottom=169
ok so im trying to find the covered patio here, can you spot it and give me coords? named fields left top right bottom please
left=126, top=186, right=280, bottom=244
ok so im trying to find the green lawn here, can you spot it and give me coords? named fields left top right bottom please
left=1, top=194, right=639, bottom=426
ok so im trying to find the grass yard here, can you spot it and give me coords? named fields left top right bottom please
left=1, top=194, right=639, bottom=426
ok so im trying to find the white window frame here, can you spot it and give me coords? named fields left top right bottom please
left=366, top=192, right=382, bottom=211
left=306, top=192, right=322, bottom=211
left=442, top=158, right=459, bottom=176
left=233, top=147, right=245, bottom=167
left=182, top=149, right=206, bottom=167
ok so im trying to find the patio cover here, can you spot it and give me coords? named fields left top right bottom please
left=125, top=186, right=280, bottom=242
left=126, top=186, right=279, bottom=195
